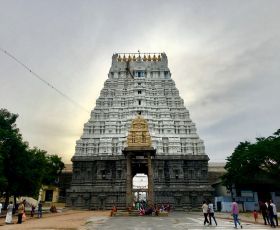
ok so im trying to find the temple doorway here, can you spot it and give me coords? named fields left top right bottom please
left=124, top=149, right=155, bottom=208
left=133, top=173, right=148, bottom=203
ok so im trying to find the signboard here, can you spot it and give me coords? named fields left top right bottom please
left=241, top=190, right=254, bottom=197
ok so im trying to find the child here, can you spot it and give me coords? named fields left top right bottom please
left=253, top=209, right=258, bottom=222
left=31, top=205, right=35, bottom=217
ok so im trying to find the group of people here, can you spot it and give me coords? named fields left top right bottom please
left=137, top=201, right=171, bottom=216
left=202, top=198, right=278, bottom=229
left=259, top=200, right=278, bottom=228
left=202, top=198, right=242, bottom=228
left=202, top=200, right=218, bottom=226
left=233, top=199, right=279, bottom=228
left=4, top=200, right=43, bottom=224
left=116, top=201, right=172, bottom=216
left=202, top=198, right=243, bottom=228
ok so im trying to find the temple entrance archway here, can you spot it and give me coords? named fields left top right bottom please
left=123, top=115, right=156, bottom=208
left=123, top=148, right=155, bottom=208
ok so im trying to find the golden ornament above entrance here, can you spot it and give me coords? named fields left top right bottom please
left=127, top=115, right=152, bottom=148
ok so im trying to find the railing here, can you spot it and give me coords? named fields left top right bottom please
left=114, top=53, right=164, bottom=62
left=115, top=52, right=162, bottom=55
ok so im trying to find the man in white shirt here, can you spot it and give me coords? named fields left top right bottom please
left=202, top=201, right=209, bottom=225
left=270, top=200, right=278, bottom=226
left=0, top=202, right=2, bottom=214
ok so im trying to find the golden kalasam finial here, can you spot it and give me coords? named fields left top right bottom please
left=137, top=54, right=141, bottom=61
left=128, top=54, right=132, bottom=61
left=157, top=54, right=161, bottom=61
left=143, top=55, right=147, bottom=61
left=123, top=54, right=127, bottom=62
left=132, top=55, right=136, bottom=61
left=152, top=54, right=157, bottom=61
left=148, top=54, right=152, bottom=61
left=117, top=55, right=122, bottom=62
left=127, top=115, right=152, bottom=147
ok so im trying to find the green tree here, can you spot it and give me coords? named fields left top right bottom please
left=0, top=108, right=23, bottom=197
left=0, top=108, right=64, bottom=207
left=0, top=152, right=6, bottom=191
left=42, top=154, right=65, bottom=185
left=222, top=129, right=280, bottom=191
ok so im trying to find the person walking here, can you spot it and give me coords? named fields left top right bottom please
left=253, top=209, right=258, bottom=222
left=17, top=201, right=24, bottom=224
left=202, top=200, right=209, bottom=226
left=270, top=200, right=278, bottom=227
left=268, top=200, right=276, bottom=228
left=31, top=204, right=35, bottom=217
left=0, top=202, right=2, bottom=214
left=259, top=201, right=270, bottom=225
left=231, top=198, right=242, bottom=229
left=208, top=200, right=217, bottom=226
left=38, top=201, right=43, bottom=218
left=5, top=201, right=14, bottom=224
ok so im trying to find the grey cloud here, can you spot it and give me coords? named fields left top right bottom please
left=1, top=0, right=280, bottom=163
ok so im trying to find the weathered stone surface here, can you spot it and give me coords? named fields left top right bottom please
left=67, top=155, right=212, bottom=210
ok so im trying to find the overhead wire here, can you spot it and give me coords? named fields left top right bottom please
left=0, top=47, right=89, bottom=113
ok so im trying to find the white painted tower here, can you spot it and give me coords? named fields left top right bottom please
left=74, top=53, right=205, bottom=157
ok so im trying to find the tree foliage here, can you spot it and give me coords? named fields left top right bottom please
left=0, top=108, right=64, bottom=202
left=43, top=154, right=65, bottom=185
left=222, top=129, right=280, bottom=190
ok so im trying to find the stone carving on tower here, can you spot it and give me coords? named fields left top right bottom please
left=67, top=52, right=213, bottom=211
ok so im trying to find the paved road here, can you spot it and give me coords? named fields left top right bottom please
left=84, top=212, right=275, bottom=230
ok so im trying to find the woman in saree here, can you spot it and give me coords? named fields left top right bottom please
left=5, top=201, right=14, bottom=224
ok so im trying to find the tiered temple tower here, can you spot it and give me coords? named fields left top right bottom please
left=66, top=53, right=213, bottom=210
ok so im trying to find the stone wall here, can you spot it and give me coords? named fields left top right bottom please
left=66, top=155, right=213, bottom=210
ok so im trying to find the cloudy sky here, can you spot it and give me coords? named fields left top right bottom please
left=1, top=0, right=279, bottom=163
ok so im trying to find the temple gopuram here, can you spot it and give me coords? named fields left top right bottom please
left=66, top=53, right=213, bottom=210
